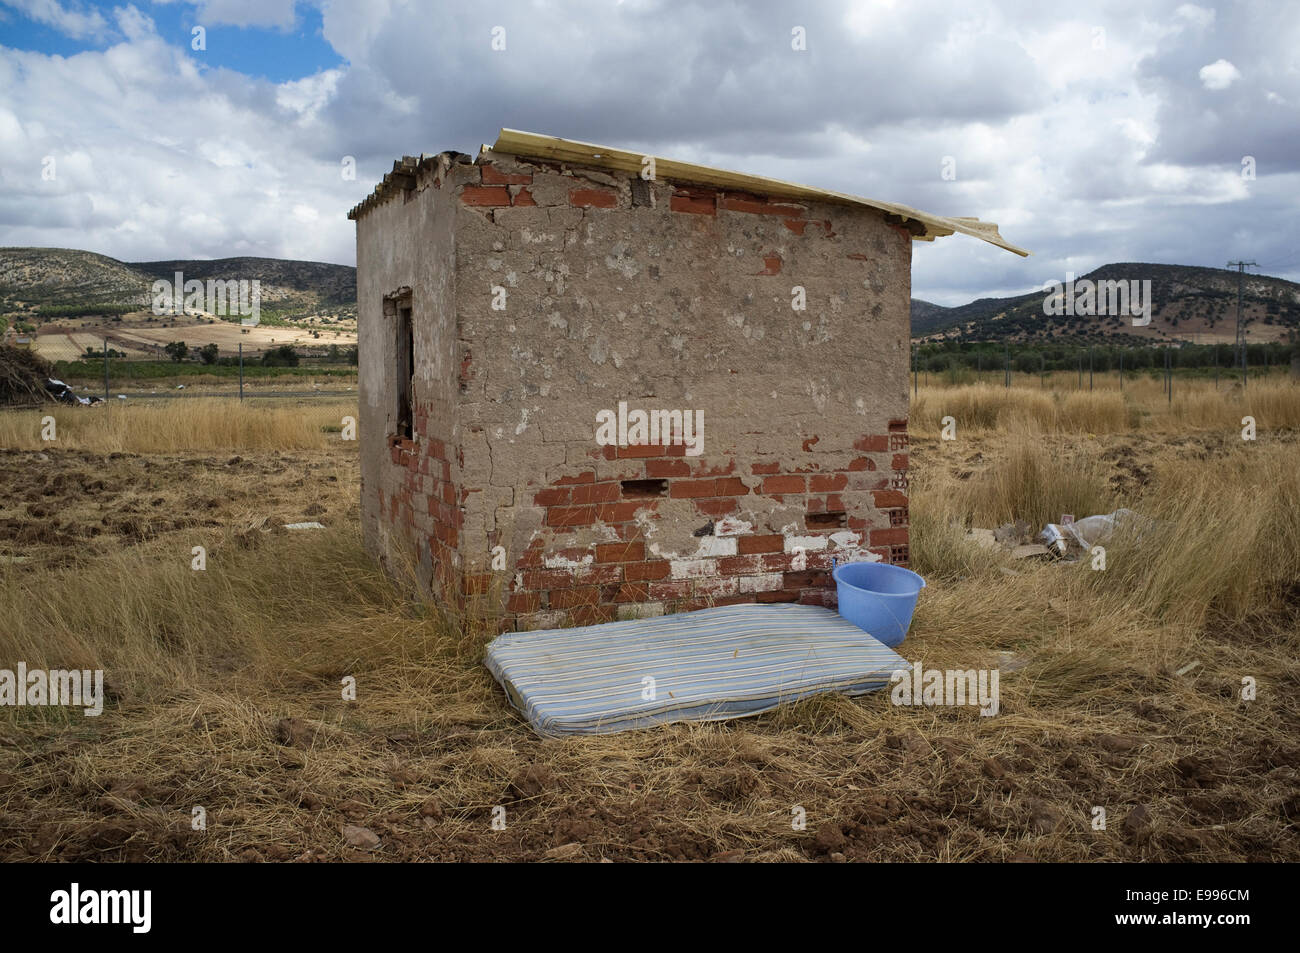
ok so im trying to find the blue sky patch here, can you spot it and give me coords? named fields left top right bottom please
left=0, top=1, right=344, bottom=82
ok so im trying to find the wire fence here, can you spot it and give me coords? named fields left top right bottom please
left=910, top=341, right=1299, bottom=394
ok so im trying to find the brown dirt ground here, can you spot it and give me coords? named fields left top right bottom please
left=0, top=447, right=352, bottom=569
left=0, top=437, right=1297, bottom=862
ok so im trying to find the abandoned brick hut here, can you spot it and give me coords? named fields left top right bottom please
left=348, top=129, right=1026, bottom=629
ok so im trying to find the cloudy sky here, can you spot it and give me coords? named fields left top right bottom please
left=0, top=0, right=1296, bottom=304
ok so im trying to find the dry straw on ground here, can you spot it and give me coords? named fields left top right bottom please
left=1, top=387, right=1297, bottom=861
left=0, top=398, right=352, bottom=453
left=910, top=375, right=1300, bottom=434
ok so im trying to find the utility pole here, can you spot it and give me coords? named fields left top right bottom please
left=1227, top=260, right=1257, bottom=388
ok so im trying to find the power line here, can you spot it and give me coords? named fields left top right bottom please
left=1226, top=260, right=1257, bottom=388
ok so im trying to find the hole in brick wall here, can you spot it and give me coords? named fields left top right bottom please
left=889, top=508, right=908, bottom=527
left=621, top=479, right=668, bottom=499
left=889, top=433, right=908, bottom=451
left=890, top=544, right=909, bottom=566
left=806, top=511, right=847, bottom=530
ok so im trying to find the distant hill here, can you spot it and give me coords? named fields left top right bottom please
left=911, top=263, right=1300, bottom=345
left=0, top=247, right=356, bottom=322
left=134, top=257, right=356, bottom=309
left=8, top=248, right=1297, bottom=348
left=0, top=247, right=152, bottom=311
left=909, top=299, right=953, bottom=334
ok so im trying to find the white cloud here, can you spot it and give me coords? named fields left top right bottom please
left=1174, top=4, right=1216, bottom=30
left=148, top=0, right=299, bottom=30
left=276, top=67, right=342, bottom=120
left=0, top=14, right=364, bottom=263
left=197, top=0, right=297, bottom=30
left=1, top=0, right=1297, bottom=302
left=1199, top=58, right=1241, bottom=90
left=115, top=4, right=156, bottom=42
left=2, top=0, right=107, bottom=40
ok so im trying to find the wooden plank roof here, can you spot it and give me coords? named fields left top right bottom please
left=489, top=128, right=1028, bottom=257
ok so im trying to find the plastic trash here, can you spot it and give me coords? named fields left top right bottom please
left=1041, top=523, right=1069, bottom=556
left=1040, top=508, right=1150, bottom=554
left=832, top=561, right=927, bottom=647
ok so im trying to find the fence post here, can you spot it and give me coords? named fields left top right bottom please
left=239, top=342, right=244, bottom=401
left=103, top=338, right=109, bottom=401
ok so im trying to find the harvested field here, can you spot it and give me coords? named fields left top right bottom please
left=1, top=387, right=1297, bottom=862
left=32, top=313, right=356, bottom=362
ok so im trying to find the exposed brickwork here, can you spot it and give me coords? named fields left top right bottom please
left=480, top=162, right=533, bottom=185
left=719, top=192, right=806, bottom=218
left=377, top=415, right=909, bottom=625
left=669, top=187, right=716, bottom=215
left=459, top=185, right=512, bottom=207
left=459, top=184, right=535, bottom=208
left=433, top=430, right=912, bottom=626
left=371, top=398, right=464, bottom=600
left=569, top=187, right=618, bottom=209
left=668, top=186, right=827, bottom=234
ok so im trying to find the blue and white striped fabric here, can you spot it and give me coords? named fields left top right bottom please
left=484, top=602, right=908, bottom=737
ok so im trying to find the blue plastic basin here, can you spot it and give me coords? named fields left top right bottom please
left=832, top=561, right=926, bottom=647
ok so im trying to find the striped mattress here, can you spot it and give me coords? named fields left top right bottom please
left=484, top=602, right=908, bottom=737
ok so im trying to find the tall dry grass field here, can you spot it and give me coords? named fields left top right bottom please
left=910, top=375, right=1300, bottom=435
left=0, top=390, right=1297, bottom=862
left=0, top=398, right=354, bottom=453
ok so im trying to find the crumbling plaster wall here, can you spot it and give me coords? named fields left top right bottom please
left=448, top=150, right=912, bottom=627
left=357, top=156, right=469, bottom=586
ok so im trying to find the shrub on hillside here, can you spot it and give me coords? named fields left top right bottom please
left=261, top=345, right=299, bottom=367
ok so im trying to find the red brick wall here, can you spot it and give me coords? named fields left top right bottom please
left=375, top=401, right=462, bottom=596
left=464, top=421, right=910, bottom=629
